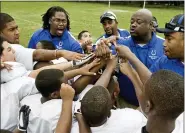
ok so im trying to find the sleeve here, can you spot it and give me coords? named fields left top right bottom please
left=125, top=30, right=130, bottom=36
left=11, top=44, right=35, bottom=70
left=27, top=116, right=53, bottom=133
left=94, top=36, right=105, bottom=46
left=28, top=33, right=37, bottom=49
left=149, top=57, right=163, bottom=73
left=71, top=41, right=83, bottom=54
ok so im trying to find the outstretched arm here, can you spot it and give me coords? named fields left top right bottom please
left=95, top=56, right=117, bottom=88
left=72, top=58, right=106, bottom=94
left=33, top=49, right=84, bottom=61
left=55, top=84, right=75, bottom=133
left=116, top=45, right=152, bottom=85
left=119, top=59, right=143, bottom=101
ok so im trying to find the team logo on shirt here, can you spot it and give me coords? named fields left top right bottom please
left=57, top=41, right=63, bottom=49
left=149, top=50, right=158, bottom=60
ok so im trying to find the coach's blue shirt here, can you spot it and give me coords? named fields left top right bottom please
left=28, top=28, right=83, bottom=53
left=150, top=55, right=184, bottom=77
left=93, top=29, right=130, bottom=54
left=117, top=33, right=164, bottom=106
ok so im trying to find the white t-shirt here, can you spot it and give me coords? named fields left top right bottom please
left=1, top=62, right=30, bottom=83
left=1, top=76, right=37, bottom=101
left=1, top=76, right=38, bottom=131
left=21, top=94, right=75, bottom=133
left=1, top=92, right=20, bottom=131
left=134, top=113, right=184, bottom=133
left=11, top=44, right=35, bottom=70
left=21, top=84, right=93, bottom=133
left=71, top=108, right=147, bottom=133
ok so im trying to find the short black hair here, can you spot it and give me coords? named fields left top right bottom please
left=37, top=40, right=55, bottom=50
left=35, top=69, right=64, bottom=98
left=145, top=70, right=184, bottom=119
left=0, top=13, right=14, bottom=31
left=42, top=6, right=70, bottom=31
left=81, top=85, right=112, bottom=125
left=0, top=36, right=5, bottom=55
left=78, top=30, right=89, bottom=40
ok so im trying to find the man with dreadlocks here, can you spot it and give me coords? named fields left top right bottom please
left=28, top=6, right=83, bottom=53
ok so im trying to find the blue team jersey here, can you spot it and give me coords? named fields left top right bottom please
left=93, top=29, right=130, bottom=54
left=117, top=33, right=165, bottom=106
left=28, top=28, right=83, bottom=53
left=150, top=55, right=184, bottom=77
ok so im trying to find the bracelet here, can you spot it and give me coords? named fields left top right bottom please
left=55, top=49, right=58, bottom=59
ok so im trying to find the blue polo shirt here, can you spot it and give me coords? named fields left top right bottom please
left=150, top=55, right=184, bottom=77
left=93, top=29, right=130, bottom=55
left=117, top=33, right=164, bottom=106
left=28, top=28, right=83, bottom=53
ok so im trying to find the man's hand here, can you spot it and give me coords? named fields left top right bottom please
left=71, top=53, right=95, bottom=67
left=107, top=35, right=119, bottom=45
left=106, top=55, right=118, bottom=71
left=78, top=58, right=100, bottom=76
left=59, top=50, right=85, bottom=61
left=1, top=62, right=12, bottom=71
left=94, top=39, right=111, bottom=59
left=81, top=39, right=93, bottom=49
left=60, top=83, right=75, bottom=101
left=18, top=105, right=31, bottom=132
left=119, top=58, right=133, bottom=76
left=115, top=45, right=133, bottom=59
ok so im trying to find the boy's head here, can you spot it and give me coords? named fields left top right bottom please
left=0, top=36, right=16, bottom=62
left=36, top=40, right=56, bottom=50
left=81, top=85, right=112, bottom=126
left=35, top=69, right=67, bottom=99
left=78, top=30, right=93, bottom=54
left=140, top=70, right=184, bottom=119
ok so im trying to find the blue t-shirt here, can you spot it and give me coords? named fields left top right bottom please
left=28, top=28, right=83, bottom=53
left=93, top=29, right=130, bottom=55
left=117, top=33, right=164, bottom=106
left=150, top=55, right=184, bottom=77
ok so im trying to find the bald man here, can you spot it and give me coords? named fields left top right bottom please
left=115, top=9, right=165, bottom=106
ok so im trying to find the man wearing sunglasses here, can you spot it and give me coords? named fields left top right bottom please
left=150, top=14, right=184, bottom=77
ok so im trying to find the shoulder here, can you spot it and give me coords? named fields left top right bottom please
left=31, top=28, right=49, bottom=39
left=118, top=29, right=130, bottom=35
left=66, top=31, right=77, bottom=41
left=111, top=108, right=146, bottom=121
left=119, top=28, right=129, bottom=33
left=95, top=34, right=106, bottom=44
left=156, top=35, right=165, bottom=41
left=66, top=31, right=80, bottom=44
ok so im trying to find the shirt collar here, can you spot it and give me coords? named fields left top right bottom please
left=130, top=32, right=157, bottom=48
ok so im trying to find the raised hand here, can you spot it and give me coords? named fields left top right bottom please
left=106, top=55, right=118, bottom=71
left=60, top=83, right=75, bottom=101
left=94, top=39, right=111, bottom=59
left=18, top=105, right=31, bottom=132
left=115, top=45, right=132, bottom=59
left=78, top=58, right=101, bottom=76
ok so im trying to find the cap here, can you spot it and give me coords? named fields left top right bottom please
left=100, top=11, right=117, bottom=23
left=156, top=14, right=184, bottom=33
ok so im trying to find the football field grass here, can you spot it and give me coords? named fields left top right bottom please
left=1, top=2, right=183, bottom=47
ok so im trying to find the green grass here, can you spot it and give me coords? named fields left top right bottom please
left=1, top=2, right=183, bottom=47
